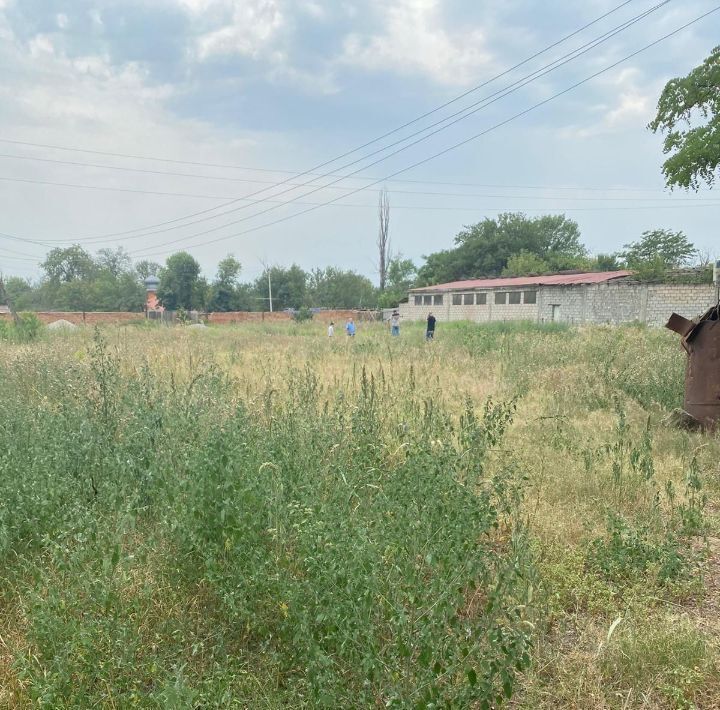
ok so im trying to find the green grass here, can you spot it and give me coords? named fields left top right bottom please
left=0, top=320, right=718, bottom=708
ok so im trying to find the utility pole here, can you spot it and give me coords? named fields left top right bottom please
left=259, top=258, right=273, bottom=312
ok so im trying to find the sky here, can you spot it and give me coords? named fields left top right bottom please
left=0, top=0, right=718, bottom=283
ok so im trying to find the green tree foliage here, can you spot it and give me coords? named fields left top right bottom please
left=36, top=246, right=144, bottom=311
left=417, top=213, right=586, bottom=285
left=502, top=250, right=551, bottom=276
left=592, top=253, right=622, bottom=272
left=207, top=255, right=243, bottom=312
left=135, top=260, right=162, bottom=281
left=621, top=229, right=697, bottom=269
left=2, top=276, right=34, bottom=310
left=649, top=45, right=720, bottom=189
left=157, top=252, right=205, bottom=311
left=307, top=267, right=377, bottom=309
left=377, top=256, right=416, bottom=308
left=96, top=247, right=132, bottom=278
left=254, top=264, right=308, bottom=311
left=41, top=245, right=97, bottom=282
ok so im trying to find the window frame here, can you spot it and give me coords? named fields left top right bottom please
left=495, top=291, right=508, bottom=305
left=433, top=294, right=443, bottom=306
left=508, top=291, right=522, bottom=305
left=452, top=293, right=462, bottom=306
left=523, top=290, right=537, bottom=304
left=476, top=293, right=487, bottom=305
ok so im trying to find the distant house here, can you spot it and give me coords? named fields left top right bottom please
left=0, top=305, right=10, bottom=315
left=399, top=271, right=717, bottom=326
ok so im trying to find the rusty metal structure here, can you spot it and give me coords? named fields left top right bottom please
left=666, top=303, right=720, bottom=428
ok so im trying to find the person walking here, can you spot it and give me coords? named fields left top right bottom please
left=345, top=318, right=356, bottom=337
left=426, top=312, right=436, bottom=341
left=390, top=311, right=400, bottom=337
left=328, top=321, right=335, bottom=337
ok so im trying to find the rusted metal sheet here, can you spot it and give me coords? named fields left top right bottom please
left=666, top=304, right=720, bottom=428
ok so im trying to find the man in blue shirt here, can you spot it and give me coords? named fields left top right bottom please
left=345, top=318, right=356, bottom=337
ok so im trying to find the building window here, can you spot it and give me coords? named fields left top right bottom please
left=463, top=293, right=474, bottom=305
left=414, top=295, right=422, bottom=306
left=495, top=292, right=508, bottom=305
left=452, top=294, right=462, bottom=305
left=423, top=295, right=432, bottom=306
left=476, top=293, right=487, bottom=305
left=508, top=291, right=521, bottom=305
left=524, top=291, right=537, bottom=304
left=433, top=294, right=443, bottom=306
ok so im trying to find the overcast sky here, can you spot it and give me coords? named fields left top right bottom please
left=0, top=0, right=717, bottom=282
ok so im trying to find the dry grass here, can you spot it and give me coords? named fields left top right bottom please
left=1, top=319, right=719, bottom=707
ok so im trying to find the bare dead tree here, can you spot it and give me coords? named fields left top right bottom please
left=377, top=188, right=390, bottom=292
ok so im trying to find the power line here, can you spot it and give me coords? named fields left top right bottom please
left=126, top=1, right=677, bottom=256
left=0, top=2, right=637, bottom=175
left=1, top=0, right=660, bottom=246
left=3, top=200, right=719, bottom=268
left=1, top=173, right=718, bottom=204
left=5, top=0, right=671, bottom=249
left=130, top=6, right=720, bottom=260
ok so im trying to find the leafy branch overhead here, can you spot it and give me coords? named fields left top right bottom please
left=649, top=45, right=720, bottom=190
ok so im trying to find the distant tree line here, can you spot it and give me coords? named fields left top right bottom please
left=0, top=214, right=711, bottom=313
left=1, top=246, right=417, bottom=312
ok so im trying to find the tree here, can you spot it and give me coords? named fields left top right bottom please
left=377, top=188, right=390, bottom=292
left=417, top=213, right=586, bottom=285
left=253, top=265, right=307, bottom=311
left=41, top=245, right=96, bottom=282
left=377, top=256, right=416, bottom=308
left=96, top=247, right=132, bottom=278
left=649, top=45, right=720, bottom=189
left=135, top=260, right=162, bottom=281
left=208, top=255, right=242, bottom=311
left=592, top=253, right=622, bottom=272
left=307, top=267, right=377, bottom=309
left=157, top=252, right=204, bottom=310
left=2, top=276, right=34, bottom=311
left=621, top=229, right=697, bottom=269
left=502, top=251, right=550, bottom=276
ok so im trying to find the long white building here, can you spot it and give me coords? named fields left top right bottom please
left=398, top=271, right=717, bottom=326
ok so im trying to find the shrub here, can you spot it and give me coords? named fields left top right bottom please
left=292, top=306, right=314, bottom=322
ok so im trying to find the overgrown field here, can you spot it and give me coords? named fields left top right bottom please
left=1, top=320, right=718, bottom=708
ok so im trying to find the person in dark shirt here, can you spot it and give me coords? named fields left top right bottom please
left=426, top=312, right=436, bottom=340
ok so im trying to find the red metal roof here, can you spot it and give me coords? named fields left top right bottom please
left=410, top=270, right=633, bottom=292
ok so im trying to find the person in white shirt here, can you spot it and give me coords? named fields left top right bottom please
left=327, top=321, right=334, bottom=337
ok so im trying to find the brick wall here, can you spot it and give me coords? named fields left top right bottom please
left=0, top=311, right=143, bottom=325
left=0, top=309, right=380, bottom=326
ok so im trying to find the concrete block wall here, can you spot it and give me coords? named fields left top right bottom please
left=645, top=284, right=717, bottom=326
left=402, top=282, right=717, bottom=326
left=537, top=286, right=586, bottom=323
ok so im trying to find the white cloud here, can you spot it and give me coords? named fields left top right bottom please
left=56, top=13, right=68, bottom=29
left=340, top=0, right=493, bottom=86
left=89, top=8, right=103, bottom=27
left=559, top=67, right=658, bottom=139
left=28, top=34, right=54, bottom=57
left=178, top=0, right=284, bottom=60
